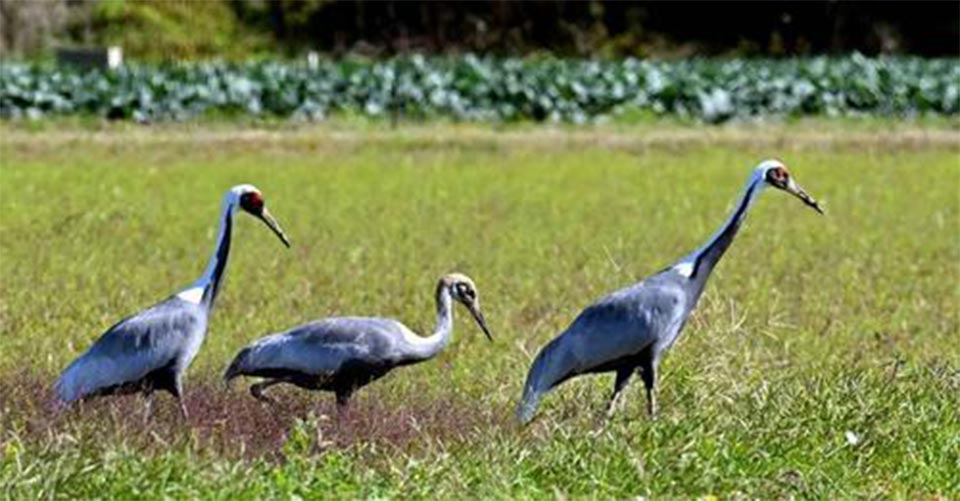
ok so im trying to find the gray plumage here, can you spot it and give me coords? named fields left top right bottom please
left=517, top=160, right=823, bottom=424
left=55, top=185, right=290, bottom=418
left=56, top=298, right=207, bottom=409
left=223, top=273, right=492, bottom=413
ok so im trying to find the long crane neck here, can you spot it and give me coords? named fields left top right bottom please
left=402, top=283, right=456, bottom=362
left=674, top=171, right=765, bottom=294
left=176, top=196, right=236, bottom=311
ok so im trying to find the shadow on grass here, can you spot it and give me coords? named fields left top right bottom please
left=0, top=371, right=509, bottom=460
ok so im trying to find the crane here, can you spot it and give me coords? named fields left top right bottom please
left=223, top=273, right=492, bottom=418
left=55, top=184, right=290, bottom=419
left=517, top=159, right=823, bottom=425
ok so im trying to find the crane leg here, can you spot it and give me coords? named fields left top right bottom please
left=171, top=378, right=189, bottom=421
left=639, top=362, right=657, bottom=418
left=250, top=379, right=284, bottom=406
left=335, top=392, right=352, bottom=424
left=606, top=367, right=634, bottom=418
left=141, top=389, right=155, bottom=424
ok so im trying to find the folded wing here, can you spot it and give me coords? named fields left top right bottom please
left=56, top=299, right=203, bottom=402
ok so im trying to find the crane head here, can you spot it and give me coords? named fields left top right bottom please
left=757, top=159, right=824, bottom=215
left=230, top=184, right=292, bottom=247
left=442, top=273, right=493, bottom=342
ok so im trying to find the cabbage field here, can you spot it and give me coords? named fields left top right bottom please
left=2, top=55, right=958, bottom=123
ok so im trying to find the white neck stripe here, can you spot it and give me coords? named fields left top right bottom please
left=176, top=198, right=236, bottom=304
left=673, top=171, right=766, bottom=277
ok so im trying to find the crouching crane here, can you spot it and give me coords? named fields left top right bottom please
left=517, top=159, right=823, bottom=425
left=223, top=273, right=492, bottom=417
left=55, top=185, right=290, bottom=419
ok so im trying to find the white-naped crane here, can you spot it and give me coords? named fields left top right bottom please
left=517, top=159, right=823, bottom=425
left=55, top=184, right=290, bottom=419
left=223, top=273, right=492, bottom=418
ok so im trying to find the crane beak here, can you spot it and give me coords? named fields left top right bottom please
left=467, top=302, right=494, bottom=342
left=258, top=208, right=291, bottom=247
left=786, top=178, right=824, bottom=215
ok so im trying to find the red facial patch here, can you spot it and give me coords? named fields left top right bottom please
left=241, top=191, right=264, bottom=212
left=249, top=192, right=264, bottom=209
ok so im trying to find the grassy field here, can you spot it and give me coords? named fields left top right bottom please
left=1, top=122, right=958, bottom=498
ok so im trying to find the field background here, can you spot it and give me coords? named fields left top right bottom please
left=1, top=121, right=958, bottom=498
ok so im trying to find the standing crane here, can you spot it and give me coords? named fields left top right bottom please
left=517, top=159, right=823, bottom=425
left=55, top=184, right=290, bottom=419
left=223, top=273, right=492, bottom=417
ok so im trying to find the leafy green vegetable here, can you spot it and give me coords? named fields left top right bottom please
left=2, top=55, right=957, bottom=123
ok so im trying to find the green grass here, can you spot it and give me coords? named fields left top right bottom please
left=1, top=123, right=958, bottom=498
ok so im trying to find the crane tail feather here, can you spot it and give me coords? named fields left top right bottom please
left=516, top=388, right=542, bottom=425
left=54, top=357, right=89, bottom=403
left=53, top=378, right=73, bottom=404
left=223, top=347, right=252, bottom=384
left=516, top=347, right=555, bottom=425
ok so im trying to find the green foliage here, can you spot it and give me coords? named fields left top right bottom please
left=0, top=124, right=958, bottom=497
left=86, top=0, right=272, bottom=61
left=2, top=55, right=958, bottom=123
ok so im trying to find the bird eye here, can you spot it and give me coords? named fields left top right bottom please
left=455, top=283, right=475, bottom=300
left=767, top=167, right=789, bottom=186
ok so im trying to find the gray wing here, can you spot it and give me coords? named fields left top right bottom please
left=523, top=278, right=688, bottom=395
left=227, top=317, right=406, bottom=378
left=56, top=297, right=206, bottom=402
